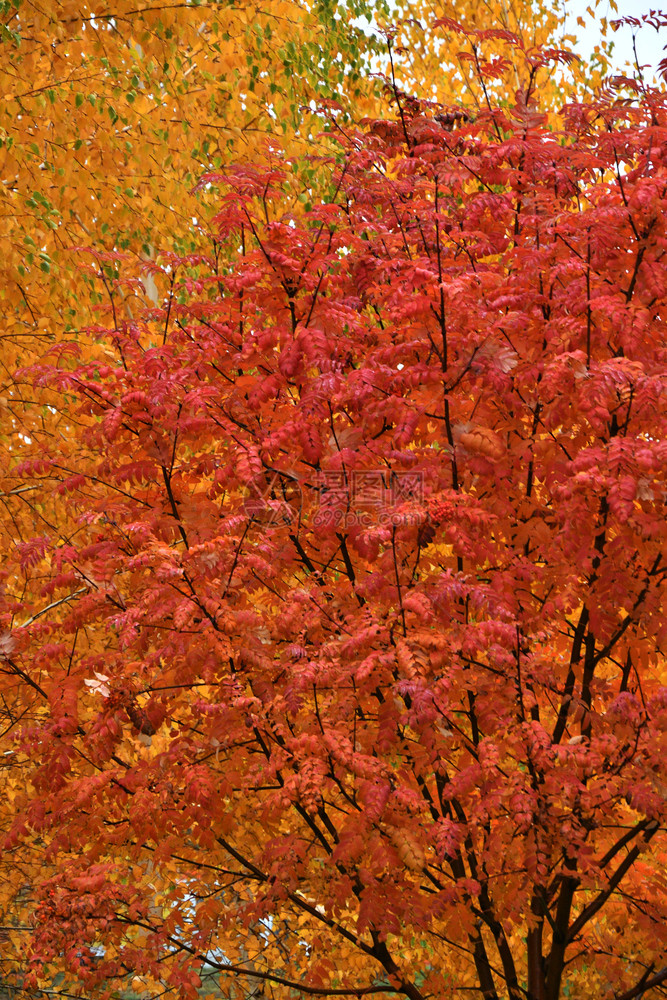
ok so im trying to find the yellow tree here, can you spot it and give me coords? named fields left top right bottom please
left=387, top=0, right=614, bottom=112
left=0, top=0, right=391, bottom=347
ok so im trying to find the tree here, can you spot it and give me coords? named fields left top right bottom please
left=0, top=0, right=387, bottom=314
left=4, top=14, right=667, bottom=1000
left=393, top=0, right=613, bottom=110
left=0, top=2, right=598, bottom=992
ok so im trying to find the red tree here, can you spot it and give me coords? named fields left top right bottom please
left=4, top=33, right=667, bottom=1000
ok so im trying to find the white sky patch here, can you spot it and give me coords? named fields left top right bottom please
left=350, top=13, right=379, bottom=37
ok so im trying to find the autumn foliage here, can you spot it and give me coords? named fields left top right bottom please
left=2, top=8, right=667, bottom=1000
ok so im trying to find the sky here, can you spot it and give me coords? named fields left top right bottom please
left=562, top=0, right=666, bottom=79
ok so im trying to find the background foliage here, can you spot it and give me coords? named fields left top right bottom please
left=1, top=2, right=665, bottom=1000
